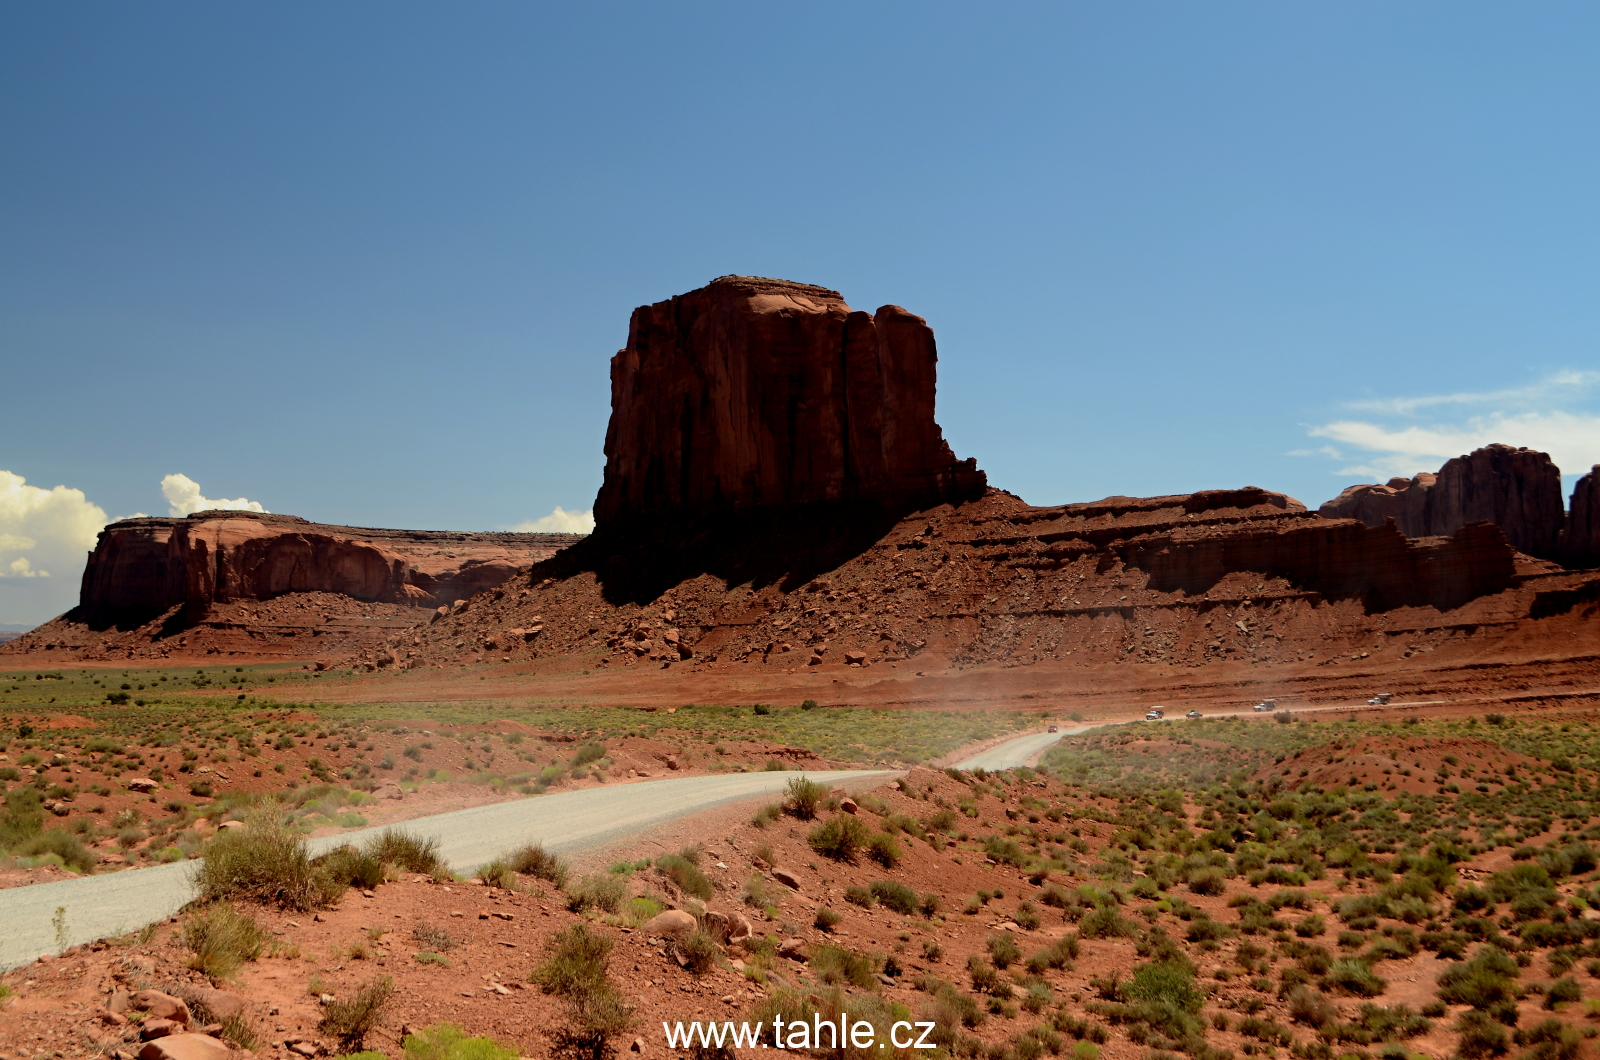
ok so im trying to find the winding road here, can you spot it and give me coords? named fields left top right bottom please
left=0, top=768, right=888, bottom=971
left=954, top=726, right=1098, bottom=770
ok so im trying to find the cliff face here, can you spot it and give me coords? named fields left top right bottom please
left=77, top=511, right=580, bottom=627
left=1563, top=467, right=1600, bottom=568
left=1319, top=444, right=1566, bottom=560
left=593, top=276, right=985, bottom=525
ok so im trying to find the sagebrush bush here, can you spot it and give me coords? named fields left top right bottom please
left=507, top=842, right=571, bottom=889
left=318, top=975, right=394, bottom=1049
left=401, top=1023, right=518, bottom=1060
left=865, top=832, right=902, bottom=867
left=654, top=853, right=714, bottom=900
left=365, top=829, right=443, bottom=876
left=182, top=902, right=266, bottom=979
left=567, top=874, right=626, bottom=914
left=315, top=845, right=384, bottom=889
left=783, top=777, right=826, bottom=819
left=869, top=879, right=918, bottom=915
left=1438, top=946, right=1521, bottom=1010
left=809, top=815, right=870, bottom=862
left=194, top=806, right=342, bottom=910
left=532, top=923, right=633, bottom=1059
left=1325, top=958, right=1387, bottom=997
left=813, top=943, right=876, bottom=988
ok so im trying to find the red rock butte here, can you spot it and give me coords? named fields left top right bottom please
left=594, top=275, right=985, bottom=525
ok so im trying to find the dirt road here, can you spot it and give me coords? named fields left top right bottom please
left=0, top=768, right=890, bottom=971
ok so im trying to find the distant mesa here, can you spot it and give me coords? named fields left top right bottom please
left=1318, top=443, right=1598, bottom=567
left=76, top=509, right=581, bottom=628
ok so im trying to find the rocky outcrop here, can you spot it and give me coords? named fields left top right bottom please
left=1319, top=444, right=1565, bottom=560
left=1318, top=473, right=1436, bottom=537
left=77, top=510, right=580, bottom=627
left=1562, top=466, right=1600, bottom=568
left=593, top=275, right=985, bottom=526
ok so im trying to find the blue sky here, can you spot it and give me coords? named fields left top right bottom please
left=3, top=2, right=1599, bottom=625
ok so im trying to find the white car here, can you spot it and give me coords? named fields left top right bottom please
left=1252, top=703, right=1268, bottom=712
left=1186, top=710, right=1203, bottom=718
left=1144, top=711, right=1163, bottom=720
left=1368, top=693, right=1393, bottom=705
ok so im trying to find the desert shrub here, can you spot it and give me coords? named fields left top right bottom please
left=1325, top=958, right=1387, bottom=997
left=812, top=943, right=876, bottom=988
left=988, top=934, right=1022, bottom=969
left=967, top=954, right=1009, bottom=997
left=742, top=872, right=771, bottom=909
left=507, top=842, right=571, bottom=888
left=866, top=832, right=903, bottom=867
left=1027, top=934, right=1081, bottom=974
left=1287, top=985, right=1338, bottom=1028
left=783, top=777, right=826, bottom=819
left=316, top=845, right=385, bottom=890
left=815, top=908, right=843, bottom=932
left=411, top=922, right=459, bottom=951
left=809, top=815, right=870, bottom=862
left=1544, top=977, right=1581, bottom=1009
left=1438, top=946, right=1522, bottom=1010
left=1125, top=960, right=1205, bottom=1041
left=920, top=893, right=942, bottom=918
left=182, top=902, right=267, bottom=979
left=870, top=879, right=919, bottom=915
left=572, top=743, right=606, bottom=766
left=1296, top=914, right=1327, bottom=938
left=366, top=829, right=443, bottom=876
left=531, top=923, right=633, bottom=1057
left=195, top=807, right=342, bottom=910
left=568, top=874, right=627, bottom=914
left=655, top=853, right=714, bottom=900
left=402, top=1022, right=519, bottom=1060
left=318, top=975, right=395, bottom=1049
left=845, top=885, right=876, bottom=908
left=14, top=828, right=95, bottom=873
left=1080, top=906, right=1136, bottom=939
left=1188, top=867, right=1226, bottom=896
left=675, top=929, right=721, bottom=976
left=751, top=803, right=782, bottom=827
left=1513, top=1018, right=1581, bottom=1060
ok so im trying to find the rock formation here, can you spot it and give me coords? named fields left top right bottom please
left=593, top=275, right=985, bottom=525
left=1319, top=444, right=1566, bottom=560
left=76, top=510, right=580, bottom=627
left=1562, top=466, right=1600, bottom=568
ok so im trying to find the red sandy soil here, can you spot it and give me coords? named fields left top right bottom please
left=8, top=764, right=1600, bottom=1060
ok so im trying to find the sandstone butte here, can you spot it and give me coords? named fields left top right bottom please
left=1317, top=443, right=1600, bottom=564
left=6, top=275, right=1599, bottom=701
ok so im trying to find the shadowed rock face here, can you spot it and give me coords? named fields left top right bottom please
left=593, top=275, right=985, bottom=526
left=1563, top=467, right=1600, bottom=568
left=78, top=511, right=580, bottom=628
left=1319, top=444, right=1567, bottom=560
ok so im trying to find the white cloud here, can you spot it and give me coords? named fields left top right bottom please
left=508, top=506, right=595, bottom=534
left=1302, top=372, right=1600, bottom=481
left=161, top=473, right=268, bottom=517
left=0, top=470, right=110, bottom=623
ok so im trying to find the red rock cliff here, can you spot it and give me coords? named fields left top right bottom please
left=593, top=276, right=985, bottom=525
left=1562, top=466, right=1600, bottom=568
left=1319, top=444, right=1566, bottom=560
left=78, top=511, right=580, bottom=626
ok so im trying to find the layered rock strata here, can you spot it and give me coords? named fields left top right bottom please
left=594, top=275, right=985, bottom=525
left=1563, top=466, right=1600, bottom=568
left=1319, top=444, right=1567, bottom=559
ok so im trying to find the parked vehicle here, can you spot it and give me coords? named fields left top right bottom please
left=1047, top=725, right=1059, bottom=733
left=1186, top=710, right=1203, bottom=718
left=1252, top=698, right=1277, bottom=712
left=1368, top=693, right=1394, bottom=705
left=1144, top=711, right=1163, bottom=721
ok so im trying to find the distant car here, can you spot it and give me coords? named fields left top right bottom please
left=1368, top=693, right=1394, bottom=705
left=1047, top=725, right=1059, bottom=733
left=1144, top=711, right=1163, bottom=720
left=1186, top=710, right=1203, bottom=718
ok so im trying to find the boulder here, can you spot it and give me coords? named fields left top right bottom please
left=642, top=909, right=699, bottom=936
left=593, top=276, right=985, bottom=526
left=126, top=777, right=157, bottom=793
left=131, top=991, right=190, bottom=1025
left=140, top=1019, right=182, bottom=1040
left=703, top=911, right=754, bottom=944
left=138, top=1036, right=231, bottom=1060
left=771, top=867, right=802, bottom=890
left=838, top=797, right=859, bottom=814
left=107, top=991, right=133, bottom=1013
left=372, top=782, right=404, bottom=800
left=185, top=987, right=245, bottom=1022
left=777, top=938, right=808, bottom=961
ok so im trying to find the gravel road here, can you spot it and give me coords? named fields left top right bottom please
left=0, top=768, right=889, bottom=971
left=954, top=727, right=1102, bottom=770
